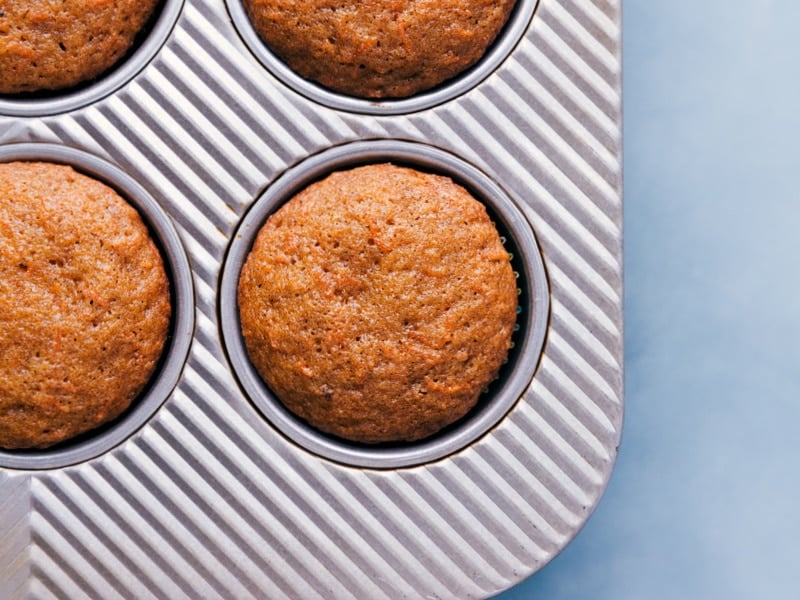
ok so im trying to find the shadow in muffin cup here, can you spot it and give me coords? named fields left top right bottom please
left=0, top=143, right=194, bottom=470
left=220, top=140, right=550, bottom=469
left=226, top=0, right=540, bottom=115
left=0, top=0, right=183, bottom=118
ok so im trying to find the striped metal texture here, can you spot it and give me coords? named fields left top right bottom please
left=0, top=0, right=622, bottom=597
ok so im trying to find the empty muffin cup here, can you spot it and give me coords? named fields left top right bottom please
left=0, top=143, right=194, bottom=469
left=220, top=140, right=549, bottom=468
left=0, top=0, right=183, bottom=117
left=227, top=0, right=539, bottom=115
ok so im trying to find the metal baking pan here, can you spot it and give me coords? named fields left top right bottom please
left=0, top=0, right=623, bottom=597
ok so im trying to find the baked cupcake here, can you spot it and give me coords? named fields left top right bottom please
left=0, top=161, right=171, bottom=449
left=0, top=0, right=159, bottom=94
left=242, top=0, right=518, bottom=98
left=238, top=163, right=517, bottom=443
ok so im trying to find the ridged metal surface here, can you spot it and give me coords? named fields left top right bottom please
left=0, top=0, right=622, bottom=597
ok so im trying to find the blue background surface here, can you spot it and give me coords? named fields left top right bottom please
left=500, top=1, right=800, bottom=598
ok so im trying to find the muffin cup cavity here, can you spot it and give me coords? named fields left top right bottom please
left=0, top=143, right=194, bottom=470
left=0, top=0, right=183, bottom=118
left=220, top=140, right=549, bottom=468
left=227, top=0, right=539, bottom=115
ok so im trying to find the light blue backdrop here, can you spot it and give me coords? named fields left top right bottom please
left=501, top=0, right=800, bottom=597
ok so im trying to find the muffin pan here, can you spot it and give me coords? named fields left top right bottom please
left=0, top=0, right=623, bottom=598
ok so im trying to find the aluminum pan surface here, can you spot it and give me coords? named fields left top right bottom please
left=0, top=0, right=623, bottom=598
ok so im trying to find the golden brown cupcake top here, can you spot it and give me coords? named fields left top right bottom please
left=0, top=161, right=171, bottom=449
left=0, top=0, right=159, bottom=94
left=238, top=163, right=518, bottom=443
left=243, top=0, right=518, bottom=98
